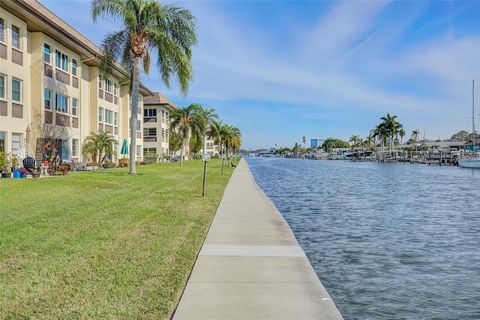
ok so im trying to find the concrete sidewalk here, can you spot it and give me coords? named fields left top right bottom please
left=172, top=159, right=343, bottom=320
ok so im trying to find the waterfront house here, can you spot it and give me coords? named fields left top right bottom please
left=420, top=140, right=466, bottom=151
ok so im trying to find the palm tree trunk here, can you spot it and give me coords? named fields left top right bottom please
left=202, top=133, right=207, bottom=161
left=180, top=140, right=185, bottom=166
left=129, top=56, right=141, bottom=175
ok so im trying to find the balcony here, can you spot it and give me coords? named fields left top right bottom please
left=144, top=116, right=157, bottom=123
left=144, top=136, right=157, bottom=142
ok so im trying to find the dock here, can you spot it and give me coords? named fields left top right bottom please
left=172, top=159, right=343, bottom=320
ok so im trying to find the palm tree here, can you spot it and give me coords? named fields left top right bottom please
left=412, top=129, right=420, bottom=143
left=366, top=131, right=375, bottom=150
left=220, top=125, right=241, bottom=158
left=399, top=128, right=406, bottom=145
left=170, top=105, right=199, bottom=165
left=349, top=135, right=362, bottom=150
left=192, top=104, right=218, bottom=160
left=302, top=136, right=306, bottom=149
left=82, top=131, right=117, bottom=165
left=373, top=124, right=388, bottom=151
left=168, top=131, right=182, bottom=155
left=92, top=0, right=197, bottom=174
left=210, top=120, right=222, bottom=151
left=379, top=113, right=399, bottom=150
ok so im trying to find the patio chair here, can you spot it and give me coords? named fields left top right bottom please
left=22, top=157, right=40, bottom=178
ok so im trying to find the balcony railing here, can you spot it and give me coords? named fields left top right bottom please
left=144, top=136, right=157, bottom=142
left=144, top=116, right=157, bottom=123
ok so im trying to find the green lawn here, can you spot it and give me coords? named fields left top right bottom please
left=0, top=160, right=233, bottom=319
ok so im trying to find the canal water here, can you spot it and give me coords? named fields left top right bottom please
left=247, top=157, right=480, bottom=320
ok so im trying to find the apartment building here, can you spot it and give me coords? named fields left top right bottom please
left=204, top=138, right=219, bottom=157
left=0, top=0, right=151, bottom=163
left=143, top=92, right=177, bottom=156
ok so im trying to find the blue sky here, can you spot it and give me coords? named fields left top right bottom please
left=40, top=0, right=480, bottom=149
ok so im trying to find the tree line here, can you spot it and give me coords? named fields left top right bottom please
left=169, top=104, right=242, bottom=165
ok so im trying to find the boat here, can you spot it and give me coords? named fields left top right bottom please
left=459, top=80, right=480, bottom=168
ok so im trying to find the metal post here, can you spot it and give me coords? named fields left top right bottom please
left=202, top=160, right=207, bottom=197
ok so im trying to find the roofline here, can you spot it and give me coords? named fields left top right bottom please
left=143, top=101, right=178, bottom=110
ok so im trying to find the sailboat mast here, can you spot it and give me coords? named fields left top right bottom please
left=473, top=80, right=476, bottom=149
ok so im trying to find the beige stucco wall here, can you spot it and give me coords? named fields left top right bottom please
left=0, top=7, right=31, bottom=157
left=1, top=5, right=146, bottom=163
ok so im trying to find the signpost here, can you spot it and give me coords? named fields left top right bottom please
left=202, top=154, right=211, bottom=197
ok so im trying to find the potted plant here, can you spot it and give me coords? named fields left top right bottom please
left=0, top=153, right=12, bottom=178
left=118, top=158, right=129, bottom=167
left=11, top=156, right=19, bottom=169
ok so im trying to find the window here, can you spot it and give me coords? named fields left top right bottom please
left=12, top=25, right=20, bottom=49
left=162, top=128, right=166, bottom=142
left=105, top=109, right=113, bottom=124
left=72, top=98, right=78, bottom=116
left=72, top=59, right=77, bottom=76
left=98, top=75, right=103, bottom=89
left=98, top=107, right=104, bottom=122
left=43, top=43, right=51, bottom=64
left=144, top=109, right=157, bottom=117
left=55, top=94, right=68, bottom=113
left=11, top=133, right=22, bottom=157
left=0, top=74, right=5, bottom=99
left=137, top=119, right=141, bottom=131
left=55, top=50, right=69, bottom=72
left=44, top=89, right=52, bottom=109
left=12, top=78, right=21, bottom=102
left=136, top=145, right=141, bottom=156
left=72, top=139, right=78, bottom=157
left=105, top=79, right=112, bottom=93
left=114, top=112, right=118, bottom=126
left=113, top=83, right=118, bottom=96
left=0, top=18, right=5, bottom=43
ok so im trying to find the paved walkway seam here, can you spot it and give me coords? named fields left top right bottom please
left=172, top=159, right=343, bottom=320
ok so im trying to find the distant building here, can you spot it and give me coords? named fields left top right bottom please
left=310, top=139, right=324, bottom=149
left=143, top=92, right=177, bottom=156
